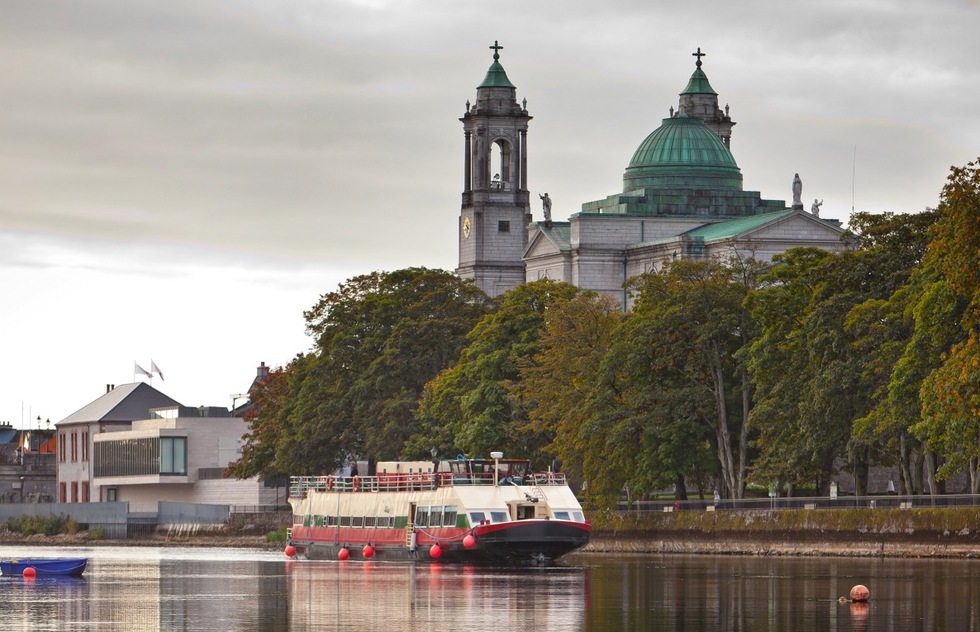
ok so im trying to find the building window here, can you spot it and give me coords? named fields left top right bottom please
left=94, top=436, right=188, bottom=477
left=71, top=431, right=78, bottom=461
left=70, top=482, right=78, bottom=503
left=105, top=488, right=117, bottom=502
left=59, top=482, right=66, bottom=503
left=498, top=220, right=510, bottom=232
left=81, top=430, right=89, bottom=462
left=160, top=437, right=187, bottom=475
left=81, top=481, right=90, bottom=503
left=59, top=433, right=67, bottom=462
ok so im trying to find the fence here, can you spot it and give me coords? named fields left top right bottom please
left=618, top=493, right=980, bottom=514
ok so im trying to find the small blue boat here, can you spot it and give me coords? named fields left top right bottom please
left=0, top=557, right=88, bottom=577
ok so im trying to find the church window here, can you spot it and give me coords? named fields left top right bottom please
left=498, top=221, right=510, bottom=232
left=491, top=139, right=512, bottom=187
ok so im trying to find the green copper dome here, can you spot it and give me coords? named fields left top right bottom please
left=624, top=116, right=742, bottom=191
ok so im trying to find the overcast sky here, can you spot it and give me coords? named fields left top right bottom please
left=2, top=0, right=978, bottom=428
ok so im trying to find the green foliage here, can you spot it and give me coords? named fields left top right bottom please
left=915, top=158, right=980, bottom=485
left=265, top=527, right=288, bottom=543
left=90, top=527, right=105, bottom=540
left=411, top=280, right=580, bottom=463
left=6, top=513, right=74, bottom=536
left=231, top=268, right=491, bottom=478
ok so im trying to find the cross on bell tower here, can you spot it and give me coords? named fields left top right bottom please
left=456, top=42, right=532, bottom=298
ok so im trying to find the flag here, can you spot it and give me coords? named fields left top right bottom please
left=151, top=360, right=165, bottom=381
left=22, top=431, right=31, bottom=453
left=135, top=362, right=153, bottom=378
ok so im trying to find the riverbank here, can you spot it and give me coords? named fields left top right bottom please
left=6, top=507, right=980, bottom=558
left=585, top=506, right=980, bottom=559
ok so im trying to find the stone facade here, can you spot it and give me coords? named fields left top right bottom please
left=458, top=47, right=848, bottom=302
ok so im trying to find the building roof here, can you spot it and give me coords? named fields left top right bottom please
left=478, top=44, right=515, bottom=89
left=624, top=116, right=742, bottom=193
left=681, top=50, right=717, bottom=95
left=532, top=221, right=571, bottom=251
left=677, top=209, right=847, bottom=243
left=57, top=382, right=182, bottom=426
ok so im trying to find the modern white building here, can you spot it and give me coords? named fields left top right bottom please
left=55, top=368, right=279, bottom=511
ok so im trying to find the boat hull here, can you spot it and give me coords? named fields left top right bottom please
left=0, top=557, right=88, bottom=576
left=291, top=520, right=590, bottom=564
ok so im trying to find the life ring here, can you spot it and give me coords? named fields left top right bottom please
left=352, top=475, right=360, bottom=492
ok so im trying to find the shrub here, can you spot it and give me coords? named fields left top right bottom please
left=265, top=527, right=288, bottom=543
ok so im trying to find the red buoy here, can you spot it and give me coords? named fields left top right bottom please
left=22, top=567, right=36, bottom=579
left=463, top=534, right=476, bottom=549
left=363, top=545, right=375, bottom=559
left=284, top=545, right=296, bottom=558
left=850, top=585, right=870, bottom=602
left=429, top=544, right=442, bottom=559
left=338, top=547, right=350, bottom=561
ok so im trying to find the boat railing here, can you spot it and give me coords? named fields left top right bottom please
left=288, top=471, right=568, bottom=498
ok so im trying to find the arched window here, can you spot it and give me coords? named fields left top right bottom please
left=490, top=138, right=511, bottom=190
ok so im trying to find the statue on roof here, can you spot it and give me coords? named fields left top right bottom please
left=539, top=193, right=552, bottom=226
left=792, top=173, right=803, bottom=208
left=811, top=198, right=823, bottom=217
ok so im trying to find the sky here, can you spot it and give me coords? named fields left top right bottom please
left=2, top=0, right=979, bottom=428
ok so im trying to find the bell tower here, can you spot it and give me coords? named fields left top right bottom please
left=456, top=41, right=532, bottom=298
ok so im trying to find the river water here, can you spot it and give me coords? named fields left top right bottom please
left=1, top=545, right=978, bottom=630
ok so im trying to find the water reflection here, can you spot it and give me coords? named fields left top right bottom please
left=3, top=547, right=980, bottom=630
left=286, top=560, right=587, bottom=630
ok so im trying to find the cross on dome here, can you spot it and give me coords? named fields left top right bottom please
left=490, top=40, right=504, bottom=61
left=692, top=47, right=706, bottom=67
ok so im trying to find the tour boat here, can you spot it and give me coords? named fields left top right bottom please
left=0, top=557, right=88, bottom=576
left=286, top=453, right=590, bottom=563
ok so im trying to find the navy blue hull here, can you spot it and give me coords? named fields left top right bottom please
left=292, top=520, right=590, bottom=564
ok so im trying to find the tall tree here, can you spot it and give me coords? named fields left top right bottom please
left=619, top=258, right=757, bottom=499
left=516, top=292, right=623, bottom=493
left=232, top=268, right=491, bottom=478
left=914, top=159, right=980, bottom=488
left=411, top=280, right=580, bottom=463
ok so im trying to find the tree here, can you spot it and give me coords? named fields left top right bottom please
left=516, top=292, right=623, bottom=495
left=618, top=258, right=757, bottom=499
left=411, top=280, right=580, bottom=463
left=231, top=268, right=491, bottom=478
left=914, top=159, right=980, bottom=488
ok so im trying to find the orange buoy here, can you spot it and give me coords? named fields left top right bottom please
left=363, top=545, right=375, bottom=559
left=850, top=584, right=870, bottom=602
left=284, top=545, right=297, bottom=557
left=463, top=534, right=476, bottom=549
left=429, top=544, right=442, bottom=559
left=22, top=567, right=36, bottom=578
left=338, top=547, right=350, bottom=561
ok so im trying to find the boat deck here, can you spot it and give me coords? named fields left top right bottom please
left=289, top=471, right=567, bottom=499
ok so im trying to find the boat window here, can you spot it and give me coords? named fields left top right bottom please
left=429, top=506, right=443, bottom=527
left=314, top=515, right=325, bottom=527
left=416, top=507, right=429, bottom=527
left=469, top=511, right=486, bottom=525
left=443, top=505, right=458, bottom=527
left=339, top=516, right=351, bottom=527
left=364, top=516, right=376, bottom=527
left=553, top=511, right=570, bottom=520
left=573, top=511, right=584, bottom=522
left=327, top=515, right=338, bottom=527
left=382, top=516, right=394, bottom=528
left=490, top=511, right=508, bottom=523
left=352, top=516, right=364, bottom=528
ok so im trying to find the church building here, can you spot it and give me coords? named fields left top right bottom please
left=456, top=44, right=847, bottom=304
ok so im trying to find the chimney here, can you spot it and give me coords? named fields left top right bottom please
left=257, top=361, right=269, bottom=380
